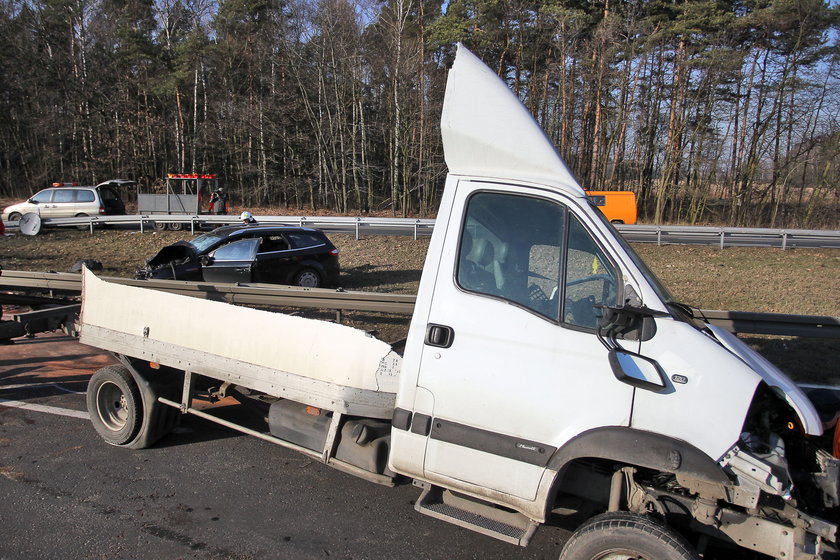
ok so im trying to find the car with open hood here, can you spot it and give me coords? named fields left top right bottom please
left=135, top=225, right=340, bottom=288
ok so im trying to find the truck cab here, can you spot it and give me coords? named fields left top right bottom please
left=389, top=45, right=836, bottom=558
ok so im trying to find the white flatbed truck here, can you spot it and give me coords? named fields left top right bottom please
left=80, top=45, right=840, bottom=559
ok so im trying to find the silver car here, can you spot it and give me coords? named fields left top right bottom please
left=2, top=181, right=128, bottom=222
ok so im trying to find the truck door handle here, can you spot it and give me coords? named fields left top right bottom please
left=425, top=324, right=454, bottom=348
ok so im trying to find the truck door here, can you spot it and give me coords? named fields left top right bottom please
left=201, top=238, right=259, bottom=284
left=414, top=183, right=634, bottom=501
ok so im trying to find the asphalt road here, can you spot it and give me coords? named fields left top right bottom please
left=0, top=333, right=573, bottom=559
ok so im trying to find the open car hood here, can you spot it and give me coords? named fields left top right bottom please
left=145, top=241, right=196, bottom=267
left=441, top=44, right=585, bottom=198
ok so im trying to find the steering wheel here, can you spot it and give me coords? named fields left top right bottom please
left=566, top=273, right=614, bottom=288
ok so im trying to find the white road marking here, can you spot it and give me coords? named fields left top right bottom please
left=0, top=382, right=84, bottom=394
left=0, top=398, right=89, bottom=420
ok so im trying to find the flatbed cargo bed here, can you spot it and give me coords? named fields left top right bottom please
left=79, top=270, right=401, bottom=419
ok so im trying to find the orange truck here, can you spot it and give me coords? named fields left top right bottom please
left=585, top=190, right=637, bottom=224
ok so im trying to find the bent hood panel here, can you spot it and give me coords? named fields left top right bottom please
left=146, top=242, right=195, bottom=267
left=706, top=324, right=822, bottom=436
left=441, top=44, right=585, bottom=198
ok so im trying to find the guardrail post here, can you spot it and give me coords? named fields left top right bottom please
left=414, top=220, right=420, bottom=241
left=719, top=228, right=725, bottom=250
left=781, top=231, right=788, bottom=250
left=190, top=217, right=196, bottom=235
left=89, top=219, right=94, bottom=235
left=355, top=218, right=361, bottom=241
left=657, top=227, right=661, bottom=246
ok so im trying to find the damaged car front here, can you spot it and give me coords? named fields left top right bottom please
left=134, top=234, right=219, bottom=280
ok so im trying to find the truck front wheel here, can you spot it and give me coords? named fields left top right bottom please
left=559, top=512, right=699, bottom=560
left=87, top=365, right=143, bottom=446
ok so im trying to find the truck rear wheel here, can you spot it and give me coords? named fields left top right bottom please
left=559, top=512, right=699, bottom=560
left=87, top=365, right=143, bottom=446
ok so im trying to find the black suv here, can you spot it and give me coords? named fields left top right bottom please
left=136, top=225, right=340, bottom=287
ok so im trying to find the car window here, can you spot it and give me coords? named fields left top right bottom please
left=563, top=216, right=619, bottom=329
left=31, top=190, right=54, bottom=203
left=78, top=189, right=96, bottom=203
left=52, top=189, right=75, bottom=203
left=258, top=235, right=290, bottom=253
left=288, top=232, right=325, bottom=249
left=211, top=238, right=259, bottom=261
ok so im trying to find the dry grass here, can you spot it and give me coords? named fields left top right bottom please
left=1, top=227, right=838, bottom=383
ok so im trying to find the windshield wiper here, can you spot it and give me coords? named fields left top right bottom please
left=666, top=301, right=709, bottom=329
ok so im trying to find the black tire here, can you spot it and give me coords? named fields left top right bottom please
left=153, top=221, right=167, bottom=231
left=559, top=512, right=700, bottom=560
left=75, top=212, right=90, bottom=230
left=293, top=267, right=322, bottom=288
left=168, top=222, right=183, bottom=231
left=8, top=212, right=21, bottom=222
left=86, top=365, right=143, bottom=446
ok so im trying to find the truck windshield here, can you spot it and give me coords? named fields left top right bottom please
left=189, top=232, right=223, bottom=253
left=589, top=204, right=675, bottom=305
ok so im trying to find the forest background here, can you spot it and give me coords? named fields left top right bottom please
left=0, top=0, right=838, bottom=227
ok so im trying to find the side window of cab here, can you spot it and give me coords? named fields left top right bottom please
left=456, top=191, right=620, bottom=328
left=457, top=192, right=565, bottom=319
left=563, top=216, right=619, bottom=329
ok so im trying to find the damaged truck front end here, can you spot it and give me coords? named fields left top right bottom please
left=708, top=380, right=840, bottom=558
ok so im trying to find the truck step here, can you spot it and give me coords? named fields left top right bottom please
left=414, top=484, right=539, bottom=546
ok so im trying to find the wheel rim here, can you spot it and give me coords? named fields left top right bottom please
left=96, top=381, right=129, bottom=431
left=297, top=271, right=320, bottom=287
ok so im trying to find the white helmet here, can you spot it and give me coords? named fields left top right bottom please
left=240, top=211, right=252, bottom=221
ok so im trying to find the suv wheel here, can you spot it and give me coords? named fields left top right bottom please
left=293, top=268, right=322, bottom=288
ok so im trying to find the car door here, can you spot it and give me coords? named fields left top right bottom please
left=201, top=238, right=260, bottom=283
left=49, top=188, right=76, bottom=217
left=253, top=234, right=294, bottom=283
left=415, top=183, right=633, bottom=502
left=28, top=189, right=56, bottom=217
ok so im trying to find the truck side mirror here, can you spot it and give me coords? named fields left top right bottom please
left=608, top=349, right=666, bottom=392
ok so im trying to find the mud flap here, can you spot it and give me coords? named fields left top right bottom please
left=115, top=355, right=184, bottom=449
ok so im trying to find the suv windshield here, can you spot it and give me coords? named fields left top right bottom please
left=189, top=232, right=223, bottom=253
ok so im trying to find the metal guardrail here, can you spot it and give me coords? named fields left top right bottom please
left=3, top=214, right=437, bottom=240
left=1, top=269, right=837, bottom=338
left=614, top=224, right=840, bottom=249
left=3, top=214, right=839, bottom=247
left=0, top=270, right=415, bottom=314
